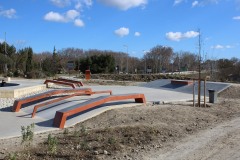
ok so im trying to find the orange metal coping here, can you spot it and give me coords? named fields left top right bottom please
left=53, top=93, right=146, bottom=129
left=56, top=78, right=84, bottom=87
left=44, top=79, right=76, bottom=88
left=12, top=88, right=92, bottom=112
left=31, top=90, right=112, bottom=118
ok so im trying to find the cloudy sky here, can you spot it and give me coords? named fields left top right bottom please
left=0, top=0, right=239, bottom=59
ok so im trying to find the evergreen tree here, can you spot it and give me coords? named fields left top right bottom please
left=79, top=54, right=115, bottom=73
left=0, top=42, right=16, bottom=73
left=52, top=46, right=61, bottom=74
left=26, top=47, right=33, bottom=73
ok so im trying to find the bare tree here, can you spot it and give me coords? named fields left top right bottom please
left=173, top=51, right=198, bottom=72
left=145, top=45, right=173, bottom=73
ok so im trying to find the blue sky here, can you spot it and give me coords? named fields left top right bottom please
left=0, top=0, right=239, bottom=59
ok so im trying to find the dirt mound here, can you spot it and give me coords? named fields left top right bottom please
left=218, top=85, right=240, bottom=99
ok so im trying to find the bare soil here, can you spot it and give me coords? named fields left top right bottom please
left=1, top=84, right=240, bottom=160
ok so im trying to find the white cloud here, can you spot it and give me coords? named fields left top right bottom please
left=44, top=10, right=80, bottom=22
left=98, top=0, right=147, bottom=10
left=0, top=39, right=4, bottom=43
left=192, top=1, right=199, bottom=7
left=191, top=0, right=219, bottom=7
left=75, top=0, right=93, bottom=9
left=134, top=32, right=141, bottom=37
left=66, top=9, right=80, bottom=20
left=166, top=31, right=199, bottom=41
left=233, top=16, right=240, bottom=20
left=48, top=0, right=92, bottom=26
left=83, top=0, right=93, bottom=7
left=75, top=1, right=82, bottom=9
left=0, top=8, right=16, bottom=18
left=44, top=9, right=84, bottom=27
left=50, top=0, right=93, bottom=9
left=166, top=32, right=182, bottom=41
left=175, top=0, right=220, bottom=7
left=211, top=44, right=234, bottom=49
left=74, top=18, right=84, bottom=27
left=44, top=11, right=67, bottom=22
left=184, top=31, right=199, bottom=38
left=50, top=0, right=71, bottom=7
left=114, top=27, right=129, bottom=37
left=174, top=0, right=184, bottom=6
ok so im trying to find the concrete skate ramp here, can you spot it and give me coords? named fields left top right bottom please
left=139, top=79, right=230, bottom=96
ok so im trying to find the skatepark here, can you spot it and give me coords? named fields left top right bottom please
left=0, top=78, right=230, bottom=139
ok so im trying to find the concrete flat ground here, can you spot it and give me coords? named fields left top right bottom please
left=0, top=79, right=230, bottom=139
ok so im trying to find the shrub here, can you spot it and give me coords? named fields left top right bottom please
left=7, top=71, right=13, bottom=77
left=21, top=123, right=35, bottom=146
left=108, top=137, right=116, bottom=144
left=80, top=141, right=89, bottom=150
left=6, top=153, right=17, bottom=160
left=47, top=134, right=58, bottom=154
left=80, top=125, right=86, bottom=135
left=26, top=70, right=46, bottom=79
left=63, top=128, right=69, bottom=135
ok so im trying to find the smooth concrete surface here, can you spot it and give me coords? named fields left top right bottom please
left=0, top=85, right=194, bottom=139
left=139, top=79, right=230, bottom=96
left=0, top=93, right=137, bottom=139
left=0, top=79, right=228, bottom=139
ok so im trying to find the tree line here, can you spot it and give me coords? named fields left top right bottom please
left=0, top=42, right=240, bottom=82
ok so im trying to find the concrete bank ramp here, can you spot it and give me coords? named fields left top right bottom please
left=139, top=79, right=231, bottom=96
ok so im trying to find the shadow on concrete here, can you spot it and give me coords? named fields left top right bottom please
left=33, top=99, right=88, bottom=116
left=66, top=101, right=136, bottom=121
left=0, top=95, right=73, bottom=113
left=20, top=95, right=65, bottom=109
left=0, top=96, right=64, bottom=113
left=35, top=119, right=54, bottom=128
left=0, top=106, right=13, bottom=112
left=34, top=101, right=136, bottom=128
left=33, top=97, right=92, bottom=116
left=0, top=83, right=20, bottom=87
left=161, top=84, right=186, bottom=89
left=17, top=113, right=32, bottom=118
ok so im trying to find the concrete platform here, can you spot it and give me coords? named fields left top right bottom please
left=0, top=79, right=46, bottom=98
